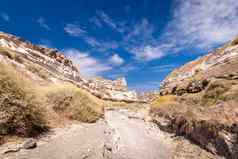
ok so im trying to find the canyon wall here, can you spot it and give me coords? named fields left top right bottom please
left=0, top=32, right=137, bottom=102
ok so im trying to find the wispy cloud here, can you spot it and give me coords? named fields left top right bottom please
left=64, top=23, right=119, bottom=52
left=159, top=0, right=238, bottom=53
left=84, top=36, right=119, bottom=52
left=64, top=48, right=112, bottom=76
left=1, top=12, right=10, bottom=22
left=123, top=18, right=163, bottom=61
left=89, top=11, right=126, bottom=33
left=64, top=24, right=87, bottom=37
left=84, top=36, right=101, bottom=47
left=124, top=18, right=154, bottom=43
left=131, top=45, right=164, bottom=61
left=37, top=17, right=51, bottom=31
left=125, top=0, right=238, bottom=61
left=96, top=11, right=117, bottom=30
left=109, top=54, right=124, bottom=66
left=89, top=16, right=103, bottom=28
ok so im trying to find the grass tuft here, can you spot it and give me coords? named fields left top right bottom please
left=0, top=64, right=48, bottom=137
left=44, top=84, right=104, bottom=123
left=151, top=95, right=177, bottom=108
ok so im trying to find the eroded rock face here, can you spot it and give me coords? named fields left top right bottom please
left=150, top=36, right=238, bottom=159
left=0, top=32, right=137, bottom=102
left=152, top=115, right=238, bottom=159
left=160, top=37, right=238, bottom=96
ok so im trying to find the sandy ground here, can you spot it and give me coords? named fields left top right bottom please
left=0, top=109, right=222, bottom=159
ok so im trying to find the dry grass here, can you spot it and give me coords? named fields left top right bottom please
left=0, top=64, right=48, bottom=138
left=151, top=95, right=177, bottom=108
left=0, top=47, right=15, bottom=59
left=202, top=79, right=233, bottom=106
left=42, top=83, right=104, bottom=123
left=26, top=63, right=49, bottom=80
left=230, top=36, right=238, bottom=46
left=0, top=62, right=106, bottom=145
left=0, top=47, right=24, bottom=63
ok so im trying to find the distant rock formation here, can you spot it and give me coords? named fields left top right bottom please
left=0, top=32, right=137, bottom=102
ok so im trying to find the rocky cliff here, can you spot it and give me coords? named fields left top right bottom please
left=160, top=37, right=238, bottom=96
left=151, top=37, right=238, bottom=159
left=0, top=32, right=137, bottom=102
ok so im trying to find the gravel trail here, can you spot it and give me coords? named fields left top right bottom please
left=1, top=109, right=219, bottom=159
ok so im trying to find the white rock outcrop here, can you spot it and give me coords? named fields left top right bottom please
left=0, top=32, right=138, bottom=102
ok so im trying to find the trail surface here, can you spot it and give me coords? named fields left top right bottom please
left=1, top=109, right=220, bottom=159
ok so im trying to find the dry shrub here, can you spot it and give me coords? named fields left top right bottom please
left=202, top=80, right=233, bottom=106
left=151, top=95, right=177, bottom=108
left=181, top=92, right=203, bottom=106
left=230, top=36, right=238, bottom=46
left=45, top=84, right=104, bottom=123
left=26, top=63, right=49, bottom=80
left=150, top=95, right=181, bottom=117
left=0, top=64, right=48, bottom=137
left=0, top=47, right=17, bottom=60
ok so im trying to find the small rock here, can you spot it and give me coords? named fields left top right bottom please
left=104, top=143, right=112, bottom=152
left=21, top=138, right=37, bottom=149
left=1, top=147, right=20, bottom=154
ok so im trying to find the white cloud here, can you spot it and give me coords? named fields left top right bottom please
left=96, top=11, right=117, bottom=30
left=84, top=36, right=101, bottom=47
left=122, top=0, right=238, bottom=61
left=124, top=18, right=162, bottom=61
left=125, top=18, right=154, bottom=43
left=132, top=45, right=164, bottom=61
left=1, top=12, right=10, bottom=22
left=97, top=41, right=119, bottom=52
left=160, top=0, right=238, bottom=52
left=84, top=36, right=118, bottom=52
left=37, top=17, right=51, bottom=30
left=64, top=24, right=87, bottom=37
left=64, top=48, right=112, bottom=76
left=109, top=54, right=124, bottom=66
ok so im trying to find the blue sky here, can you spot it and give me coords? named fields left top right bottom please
left=1, top=0, right=238, bottom=91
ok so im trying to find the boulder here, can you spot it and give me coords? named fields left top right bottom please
left=21, top=138, right=37, bottom=149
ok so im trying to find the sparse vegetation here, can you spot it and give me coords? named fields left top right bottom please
left=230, top=36, right=238, bottom=46
left=44, top=84, right=104, bottom=123
left=202, top=79, right=233, bottom=106
left=0, top=62, right=106, bottom=145
left=26, top=63, right=49, bottom=80
left=0, top=47, right=16, bottom=59
left=151, top=95, right=177, bottom=108
left=0, top=47, right=24, bottom=64
left=0, top=64, right=48, bottom=138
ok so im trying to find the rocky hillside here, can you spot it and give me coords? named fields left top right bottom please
left=0, top=32, right=137, bottom=102
left=160, top=37, right=238, bottom=96
left=150, top=37, right=238, bottom=158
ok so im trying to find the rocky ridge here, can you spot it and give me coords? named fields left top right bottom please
left=151, top=37, right=238, bottom=158
left=0, top=32, right=137, bottom=102
left=160, top=37, right=238, bottom=96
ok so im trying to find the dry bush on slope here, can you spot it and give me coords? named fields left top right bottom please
left=0, top=47, right=24, bottom=63
left=26, top=63, right=49, bottom=80
left=44, top=84, right=104, bottom=123
left=0, top=64, right=48, bottom=139
left=0, top=63, right=105, bottom=146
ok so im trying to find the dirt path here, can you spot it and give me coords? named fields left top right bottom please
left=103, top=110, right=175, bottom=159
left=1, top=109, right=221, bottom=159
